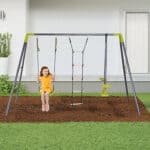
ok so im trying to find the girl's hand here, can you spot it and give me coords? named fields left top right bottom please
left=37, top=76, right=41, bottom=83
left=51, top=74, right=55, bottom=80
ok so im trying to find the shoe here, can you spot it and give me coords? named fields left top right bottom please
left=45, top=104, right=50, bottom=112
left=42, top=104, right=45, bottom=112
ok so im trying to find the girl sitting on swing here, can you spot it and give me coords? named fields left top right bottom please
left=37, top=66, right=55, bottom=112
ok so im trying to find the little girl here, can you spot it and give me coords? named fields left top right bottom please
left=38, top=66, right=54, bottom=112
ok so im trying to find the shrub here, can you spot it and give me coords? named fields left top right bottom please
left=0, top=33, right=12, bottom=57
left=0, top=75, right=27, bottom=95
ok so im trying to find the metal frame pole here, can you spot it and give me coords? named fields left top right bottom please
left=36, top=38, right=40, bottom=91
left=15, top=43, right=27, bottom=101
left=122, top=42, right=140, bottom=116
left=34, top=33, right=114, bottom=36
left=53, top=37, right=57, bottom=91
left=104, top=34, right=108, bottom=84
left=119, top=42, right=130, bottom=102
left=69, top=38, right=74, bottom=105
left=81, top=38, right=88, bottom=103
left=5, top=42, right=27, bottom=115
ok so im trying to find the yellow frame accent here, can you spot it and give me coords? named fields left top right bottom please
left=24, top=33, right=34, bottom=43
left=114, top=33, right=124, bottom=43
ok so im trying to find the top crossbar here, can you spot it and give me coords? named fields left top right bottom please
left=34, top=33, right=114, bottom=36
left=24, top=33, right=124, bottom=43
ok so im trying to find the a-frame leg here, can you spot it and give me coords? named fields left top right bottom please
left=122, top=42, right=140, bottom=116
left=69, top=38, right=74, bottom=106
left=15, top=43, right=27, bottom=101
left=120, top=42, right=130, bottom=102
left=5, top=42, right=27, bottom=116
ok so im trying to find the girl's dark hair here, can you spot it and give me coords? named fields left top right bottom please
left=40, top=66, right=51, bottom=76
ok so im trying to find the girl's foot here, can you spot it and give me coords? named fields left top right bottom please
left=45, top=104, right=50, bottom=112
left=42, top=104, right=45, bottom=112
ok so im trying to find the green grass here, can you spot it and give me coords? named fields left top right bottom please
left=0, top=122, right=150, bottom=150
left=137, top=93, right=150, bottom=112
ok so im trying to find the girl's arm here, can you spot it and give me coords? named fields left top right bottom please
left=37, top=76, right=41, bottom=83
left=50, top=74, right=55, bottom=80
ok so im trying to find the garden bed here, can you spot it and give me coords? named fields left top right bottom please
left=0, top=96, right=150, bottom=122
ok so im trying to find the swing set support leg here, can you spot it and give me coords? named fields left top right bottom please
left=15, top=43, right=27, bottom=102
left=81, top=38, right=88, bottom=103
left=122, top=42, right=140, bottom=116
left=119, top=42, right=130, bottom=103
left=69, top=38, right=74, bottom=106
left=5, top=42, right=27, bottom=116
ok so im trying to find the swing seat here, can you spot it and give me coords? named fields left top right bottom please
left=70, top=102, right=83, bottom=106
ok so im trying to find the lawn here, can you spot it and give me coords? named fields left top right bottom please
left=0, top=93, right=150, bottom=150
left=0, top=122, right=150, bottom=150
left=137, top=93, right=150, bottom=111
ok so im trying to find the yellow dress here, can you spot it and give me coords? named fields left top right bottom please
left=39, top=75, right=53, bottom=93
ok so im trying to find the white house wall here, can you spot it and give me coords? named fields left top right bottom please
left=27, top=0, right=150, bottom=81
left=0, top=0, right=150, bottom=81
left=0, top=0, right=29, bottom=76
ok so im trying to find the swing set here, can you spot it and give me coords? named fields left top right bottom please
left=5, top=33, right=140, bottom=116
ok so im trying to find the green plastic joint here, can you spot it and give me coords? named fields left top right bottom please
left=114, top=33, right=124, bottom=43
left=99, top=77, right=104, bottom=81
left=24, top=33, right=34, bottom=43
left=101, top=84, right=112, bottom=97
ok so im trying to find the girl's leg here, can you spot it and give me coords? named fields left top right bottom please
left=45, top=92, right=50, bottom=112
left=41, top=92, right=46, bottom=112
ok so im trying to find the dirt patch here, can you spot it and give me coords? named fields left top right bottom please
left=0, top=96, right=150, bottom=122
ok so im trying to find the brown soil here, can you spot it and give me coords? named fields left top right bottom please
left=0, top=96, right=150, bottom=122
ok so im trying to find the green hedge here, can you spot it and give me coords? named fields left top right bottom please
left=0, top=75, right=27, bottom=95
